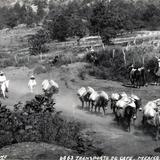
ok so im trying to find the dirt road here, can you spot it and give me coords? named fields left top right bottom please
left=1, top=66, right=160, bottom=156
left=56, top=87, right=160, bottom=156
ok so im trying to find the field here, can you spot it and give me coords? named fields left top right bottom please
left=0, top=26, right=160, bottom=159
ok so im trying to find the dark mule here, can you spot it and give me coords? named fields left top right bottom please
left=129, top=67, right=146, bottom=88
left=115, top=105, right=137, bottom=132
left=95, top=96, right=109, bottom=115
left=111, top=99, right=117, bottom=114
left=79, top=92, right=91, bottom=109
left=134, top=98, right=142, bottom=115
left=111, top=97, right=121, bottom=114
left=124, top=106, right=137, bottom=132
left=139, top=67, right=146, bottom=86
left=133, top=69, right=141, bottom=88
left=151, top=72, right=160, bottom=85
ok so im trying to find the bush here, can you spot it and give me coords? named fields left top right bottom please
left=0, top=58, right=16, bottom=68
left=48, top=54, right=81, bottom=67
left=33, top=65, right=47, bottom=74
left=0, top=91, right=101, bottom=155
left=84, top=45, right=158, bottom=82
left=28, top=29, right=50, bottom=56
left=78, top=70, right=86, bottom=80
left=85, top=48, right=128, bottom=81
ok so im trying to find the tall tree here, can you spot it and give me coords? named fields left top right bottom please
left=44, top=8, right=69, bottom=41
left=89, top=0, right=136, bottom=44
left=34, top=0, right=47, bottom=23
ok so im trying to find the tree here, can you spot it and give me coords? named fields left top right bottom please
left=25, top=6, right=37, bottom=27
left=0, top=7, right=9, bottom=29
left=89, top=1, right=106, bottom=35
left=18, top=5, right=28, bottom=24
left=142, top=4, right=160, bottom=29
left=34, top=0, right=47, bottom=23
left=5, top=8, right=18, bottom=28
left=44, top=7, right=69, bottom=41
left=89, top=0, right=137, bottom=44
left=28, top=29, right=50, bottom=55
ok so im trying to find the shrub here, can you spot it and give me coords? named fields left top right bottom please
left=33, top=65, right=47, bottom=74
left=78, top=70, right=86, bottom=80
left=28, top=29, right=50, bottom=56
left=0, top=91, right=101, bottom=155
left=84, top=45, right=158, bottom=83
left=48, top=54, right=81, bottom=67
left=0, top=58, right=16, bottom=68
left=85, top=48, right=128, bottom=82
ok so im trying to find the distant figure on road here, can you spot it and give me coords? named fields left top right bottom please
left=28, top=75, right=37, bottom=93
left=0, top=71, right=6, bottom=83
left=0, top=71, right=8, bottom=92
left=90, top=46, right=94, bottom=53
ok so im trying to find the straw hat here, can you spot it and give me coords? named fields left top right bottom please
left=0, top=71, right=4, bottom=75
left=30, top=75, right=35, bottom=79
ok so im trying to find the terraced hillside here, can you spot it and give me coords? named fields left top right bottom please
left=0, top=25, right=41, bottom=55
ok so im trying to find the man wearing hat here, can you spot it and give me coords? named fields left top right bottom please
left=28, top=75, right=37, bottom=93
left=0, top=71, right=8, bottom=92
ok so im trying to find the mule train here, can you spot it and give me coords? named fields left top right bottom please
left=129, top=65, right=146, bottom=88
left=129, top=64, right=160, bottom=88
left=77, top=87, right=160, bottom=139
left=77, top=87, right=142, bottom=131
left=77, top=86, right=109, bottom=115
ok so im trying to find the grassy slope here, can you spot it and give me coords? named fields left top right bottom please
left=0, top=26, right=41, bottom=55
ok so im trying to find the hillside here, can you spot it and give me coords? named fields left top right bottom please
left=0, top=25, right=41, bottom=55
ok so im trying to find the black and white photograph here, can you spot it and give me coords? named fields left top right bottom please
left=0, top=0, right=160, bottom=159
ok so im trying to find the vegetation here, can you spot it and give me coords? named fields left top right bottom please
left=84, top=46, right=159, bottom=82
left=0, top=0, right=159, bottom=42
left=0, top=91, right=101, bottom=155
left=0, top=0, right=159, bottom=79
left=43, top=0, right=160, bottom=44
left=0, top=4, right=36, bottom=28
left=28, top=29, right=50, bottom=55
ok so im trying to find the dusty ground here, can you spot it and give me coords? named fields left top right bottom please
left=0, top=142, right=77, bottom=160
left=0, top=64, right=160, bottom=158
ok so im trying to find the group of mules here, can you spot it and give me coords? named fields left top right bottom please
left=77, top=87, right=141, bottom=132
left=129, top=65, right=160, bottom=88
left=77, top=87, right=109, bottom=115
left=77, top=87, right=160, bottom=140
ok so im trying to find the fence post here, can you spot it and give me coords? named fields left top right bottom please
left=133, top=37, right=136, bottom=45
left=142, top=55, right=145, bottom=66
left=122, top=48, right=127, bottom=67
left=27, top=54, right=30, bottom=62
left=14, top=54, right=18, bottom=64
left=40, top=52, right=43, bottom=62
left=102, top=43, right=105, bottom=50
left=112, top=49, right=115, bottom=58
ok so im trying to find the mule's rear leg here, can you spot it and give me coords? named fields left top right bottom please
left=91, top=101, right=94, bottom=112
left=155, top=126, right=159, bottom=141
left=127, top=119, right=131, bottom=132
left=102, top=106, right=106, bottom=115
left=80, top=98, right=84, bottom=109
